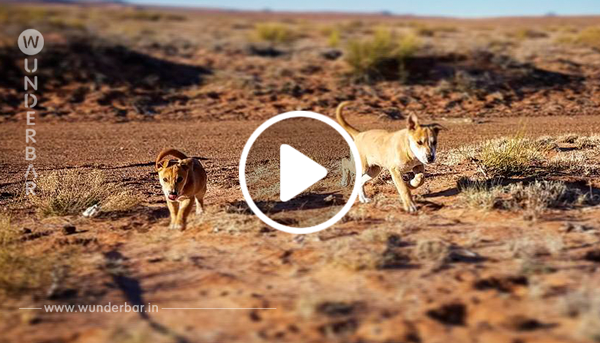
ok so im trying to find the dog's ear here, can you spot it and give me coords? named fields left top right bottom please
left=178, top=158, right=192, bottom=170
left=156, top=159, right=168, bottom=172
left=430, top=123, right=445, bottom=134
left=407, top=114, right=419, bottom=131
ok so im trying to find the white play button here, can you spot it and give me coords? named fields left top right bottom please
left=279, top=144, right=328, bottom=202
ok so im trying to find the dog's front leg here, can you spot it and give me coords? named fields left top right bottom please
left=167, top=200, right=179, bottom=229
left=390, top=167, right=417, bottom=213
left=174, top=198, right=193, bottom=231
left=408, top=165, right=425, bottom=190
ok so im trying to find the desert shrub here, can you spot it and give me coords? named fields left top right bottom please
left=549, top=151, right=598, bottom=176
left=254, top=22, right=296, bottom=45
left=415, top=25, right=434, bottom=37
left=514, top=28, right=548, bottom=40
left=535, top=135, right=559, bottom=152
left=29, top=169, right=140, bottom=217
left=457, top=178, right=502, bottom=210
left=458, top=178, right=586, bottom=215
left=506, top=181, right=569, bottom=213
left=575, top=27, right=600, bottom=49
left=327, top=28, right=340, bottom=47
left=556, top=27, right=600, bottom=49
left=474, top=135, right=542, bottom=177
left=122, top=10, right=185, bottom=22
left=575, top=135, right=600, bottom=149
left=345, top=28, right=419, bottom=82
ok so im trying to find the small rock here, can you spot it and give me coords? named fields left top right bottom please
left=62, top=225, right=76, bottom=235
left=321, top=49, right=342, bottom=60
left=82, top=204, right=100, bottom=217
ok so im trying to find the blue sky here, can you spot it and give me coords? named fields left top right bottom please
left=126, top=0, right=600, bottom=17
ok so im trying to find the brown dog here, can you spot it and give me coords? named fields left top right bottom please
left=155, top=148, right=207, bottom=230
left=336, top=102, right=442, bottom=213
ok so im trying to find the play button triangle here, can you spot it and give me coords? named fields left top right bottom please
left=280, top=144, right=328, bottom=202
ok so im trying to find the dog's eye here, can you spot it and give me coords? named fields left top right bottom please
left=176, top=177, right=183, bottom=183
left=162, top=178, right=168, bottom=182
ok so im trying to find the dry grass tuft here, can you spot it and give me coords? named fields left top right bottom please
left=345, top=28, right=420, bottom=82
left=513, top=28, right=548, bottom=40
left=549, top=151, right=598, bottom=176
left=474, top=135, right=542, bottom=177
left=29, top=169, right=140, bottom=217
left=458, top=178, right=588, bottom=217
left=413, top=239, right=451, bottom=263
left=254, top=22, right=296, bottom=45
left=574, top=27, right=600, bottom=49
left=457, top=178, right=502, bottom=210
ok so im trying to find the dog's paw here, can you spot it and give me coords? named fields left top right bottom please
left=359, top=196, right=372, bottom=204
left=404, top=202, right=418, bottom=214
left=170, top=223, right=184, bottom=230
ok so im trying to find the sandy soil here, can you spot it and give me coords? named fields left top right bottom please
left=2, top=115, right=600, bottom=343
left=1, top=3, right=600, bottom=343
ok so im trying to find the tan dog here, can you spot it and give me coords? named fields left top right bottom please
left=336, top=102, right=442, bottom=213
left=155, top=148, right=207, bottom=230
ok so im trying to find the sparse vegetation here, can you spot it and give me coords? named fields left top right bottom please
left=327, top=28, right=340, bottom=47
left=472, top=134, right=542, bottom=177
left=458, top=178, right=588, bottom=217
left=513, top=28, right=548, bottom=40
left=345, top=28, right=419, bottom=82
left=457, top=178, right=501, bottom=210
left=29, top=170, right=140, bottom=217
left=254, top=22, right=296, bottom=45
left=574, top=26, right=600, bottom=49
left=445, top=133, right=599, bottom=178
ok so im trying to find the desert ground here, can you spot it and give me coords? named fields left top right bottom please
left=1, top=3, right=600, bottom=343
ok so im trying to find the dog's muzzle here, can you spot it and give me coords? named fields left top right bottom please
left=168, top=192, right=178, bottom=201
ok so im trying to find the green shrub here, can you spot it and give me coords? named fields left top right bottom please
left=345, top=28, right=419, bottom=82
left=328, top=28, right=340, bottom=47
left=254, top=22, right=296, bottom=45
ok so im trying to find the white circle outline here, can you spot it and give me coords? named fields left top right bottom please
left=239, top=111, right=362, bottom=234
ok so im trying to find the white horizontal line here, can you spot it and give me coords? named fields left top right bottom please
left=162, top=307, right=277, bottom=310
left=19, top=308, right=42, bottom=310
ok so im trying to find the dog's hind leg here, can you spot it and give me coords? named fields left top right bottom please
left=340, top=158, right=354, bottom=187
left=194, top=195, right=204, bottom=215
left=358, top=166, right=381, bottom=203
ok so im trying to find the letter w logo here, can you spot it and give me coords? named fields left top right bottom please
left=22, top=35, right=40, bottom=49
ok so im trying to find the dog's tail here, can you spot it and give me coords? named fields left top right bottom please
left=156, top=148, right=188, bottom=170
left=336, top=101, right=360, bottom=139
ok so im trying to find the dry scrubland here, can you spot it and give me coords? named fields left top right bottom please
left=1, top=3, right=600, bottom=343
